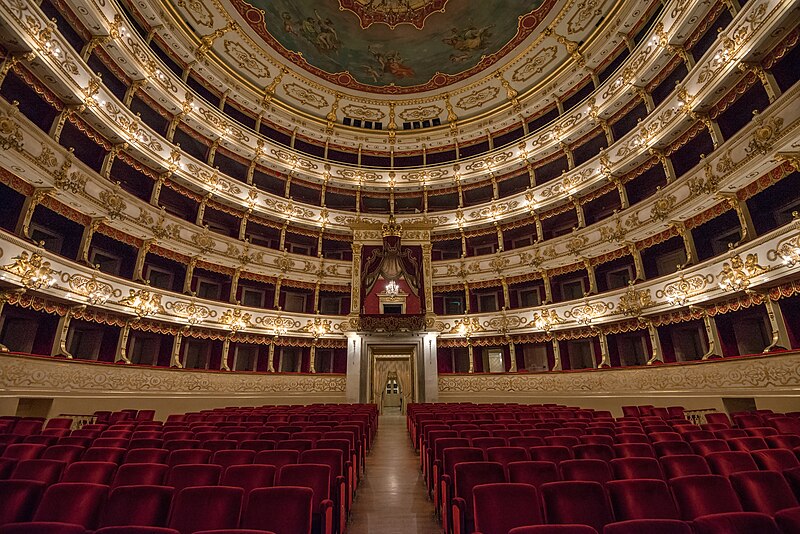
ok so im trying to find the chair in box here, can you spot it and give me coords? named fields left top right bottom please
left=653, top=441, right=693, bottom=457
left=10, top=459, right=66, bottom=484
left=606, top=479, right=680, bottom=521
left=669, top=475, right=742, bottom=520
left=62, top=461, right=117, bottom=484
left=14, top=482, right=108, bottom=531
left=0, top=480, right=45, bottom=526
left=572, top=444, right=614, bottom=462
left=507, top=461, right=560, bottom=489
left=486, top=447, right=529, bottom=478
left=439, top=447, right=486, bottom=532
left=612, top=443, right=655, bottom=459
left=166, top=464, right=222, bottom=491
left=278, top=464, right=334, bottom=534
left=213, top=449, right=255, bottom=468
left=472, top=483, right=542, bottom=534
left=690, top=440, right=730, bottom=456
left=241, top=486, right=313, bottom=534
left=728, top=436, right=769, bottom=452
left=167, top=448, right=212, bottom=467
left=254, top=450, right=299, bottom=470
left=729, top=470, right=800, bottom=515
left=603, top=519, right=691, bottom=534
left=691, top=512, right=780, bottom=534
left=528, top=446, right=573, bottom=465
left=221, top=464, right=276, bottom=494
left=239, top=440, right=276, bottom=452
left=558, top=459, right=612, bottom=484
left=539, top=481, right=614, bottom=533
left=659, top=455, right=710, bottom=479
left=705, top=451, right=758, bottom=476
left=83, top=447, right=126, bottom=463
left=610, top=457, right=664, bottom=480
left=2, top=444, right=46, bottom=461
left=167, top=486, right=244, bottom=534
left=451, top=462, right=506, bottom=534
left=113, top=463, right=169, bottom=487
left=98, top=485, right=174, bottom=527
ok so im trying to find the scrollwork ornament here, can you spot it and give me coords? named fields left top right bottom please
left=0, top=102, right=23, bottom=151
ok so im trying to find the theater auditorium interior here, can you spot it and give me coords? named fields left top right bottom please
left=0, top=0, right=799, bottom=532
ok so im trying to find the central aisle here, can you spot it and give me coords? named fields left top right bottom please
left=347, top=413, right=440, bottom=534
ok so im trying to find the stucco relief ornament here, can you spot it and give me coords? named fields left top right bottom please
left=0, top=102, right=23, bottom=151
left=617, top=282, right=653, bottom=318
left=717, top=254, right=765, bottom=293
left=339, top=0, right=448, bottom=29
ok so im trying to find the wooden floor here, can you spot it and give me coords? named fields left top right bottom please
left=348, top=412, right=440, bottom=534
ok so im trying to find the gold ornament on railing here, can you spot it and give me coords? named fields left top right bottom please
left=532, top=309, right=564, bottom=333
left=67, top=267, right=114, bottom=305
left=658, top=272, right=713, bottom=307
left=768, top=213, right=800, bottom=267
left=303, top=316, right=331, bottom=338
left=2, top=251, right=57, bottom=290
left=717, top=254, right=765, bottom=293
left=449, top=317, right=483, bottom=339
left=616, top=282, right=653, bottom=318
left=220, top=308, right=252, bottom=333
left=119, top=288, right=163, bottom=317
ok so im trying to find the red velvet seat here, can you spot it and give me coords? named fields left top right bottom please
left=745, top=427, right=778, bottom=438
left=705, top=413, right=732, bottom=428
left=603, top=519, right=691, bottom=534
left=648, top=432, right=683, bottom=443
left=529, top=446, right=573, bottom=465
left=545, top=436, right=581, bottom=448
left=40, top=445, right=84, bottom=464
left=487, top=447, right=529, bottom=476
left=612, top=443, right=655, bottom=459
left=473, top=483, right=542, bottom=534
left=572, top=444, right=614, bottom=462
left=166, top=464, right=222, bottom=491
left=606, top=479, right=679, bottom=520
left=471, top=436, right=506, bottom=452
left=508, top=525, right=598, bottom=533
left=212, top=449, right=255, bottom=468
left=690, top=440, right=730, bottom=456
left=10, top=459, right=66, bottom=484
left=659, top=455, right=710, bottom=479
left=0, top=523, right=88, bottom=534
left=615, top=434, right=648, bottom=444
left=0, top=480, right=45, bottom=526
left=125, top=448, right=169, bottom=464
left=203, top=440, right=238, bottom=453
left=164, top=440, right=202, bottom=451
left=776, top=507, right=800, bottom=534
left=705, top=451, right=758, bottom=476
left=729, top=470, right=800, bottom=515
left=129, top=438, right=165, bottom=450
left=83, top=447, right=126, bottom=464
left=239, top=440, right=276, bottom=452
left=277, top=464, right=334, bottom=534
left=30, top=482, right=108, bottom=530
left=167, top=486, right=244, bottom=534
left=579, top=435, right=614, bottom=447
left=559, top=459, right=612, bottom=484
left=691, top=512, right=780, bottom=534
left=682, top=431, right=715, bottom=442
left=714, top=429, right=747, bottom=440
left=451, top=462, right=506, bottom=534
left=669, top=475, right=742, bottom=520
left=508, top=461, right=560, bottom=489
left=99, top=485, right=174, bottom=527
left=241, top=486, right=313, bottom=534
left=2, top=444, right=46, bottom=461
left=751, top=448, right=800, bottom=471
left=254, top=450, right=299, bottom=469
left=610, top=457, right=663, bottom=480
left=540, top=481, right=613, bottom=532
left=300, top=449, right=347, bottom=533
left=767, top=435, right=800, bottom=449
left=274, top=440, right=314, bottom=453
left=509, top=436, right=546, bottom=449
left=62, top=461, right=117, bottom=484
left=222, top=464, right=277, bottom=494
left=728, top=437, right=769, bottom=452
left=653, top=441, right=693, bottom=457
left=113, top=463, right=169, bottom=487
left=168, top=448, right=212, bottom=467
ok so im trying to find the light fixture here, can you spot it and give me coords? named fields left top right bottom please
left=303, top=316, right=331, bottom=338
left=120, top=288, right=163, bottom=317
left=3, top=251, right=57, bottom=290
left=220, top=308, right=252, bottom=333
left=385, top=279, right=400, bottom=297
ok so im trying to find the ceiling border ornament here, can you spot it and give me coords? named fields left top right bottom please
left=337, top=0, right=448, bottom=30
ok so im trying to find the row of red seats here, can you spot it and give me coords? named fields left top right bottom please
left=0, top=481, right=319, bottom=534
left=468, top=474, right=800, bottom=534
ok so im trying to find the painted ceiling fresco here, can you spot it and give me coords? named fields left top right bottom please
left=231, top=0, right=552, bottom=93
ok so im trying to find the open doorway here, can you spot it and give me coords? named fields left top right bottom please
left=383, top=372, right=401, bottom=414
left=370, top=345, right=415, bottom=415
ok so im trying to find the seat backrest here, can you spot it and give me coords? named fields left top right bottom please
left=443, top=447, right=486, bottom=480
left=669, top=474, right=742, bottom=520
left=729, top=436, right=769, bottom=452
left=486, top=447, right=529, bottom=473
left=33, top=482, right=109, bottom=529
left=254, top=449, right=300, bottom=469
left=275, top=439, right=314, bottom=453
left=473, top=483, right=542, bottom=534
left=705, top=451, right=759, bottom=476
left=62, top=461, right=117, bottom=484
left=10, top=459, right=66, bottom=484
left=0, top=480, right=45, bottom=526
left=278, top=463, right=331, bottom=510
left=113, top=462, right=169, bottom=487
left=471, top=437, right=507, bottom=451
left=168, top=485, right=244, bottom=534
left=239, top=440, right=276, bottom=452
left=100, top=484, right=174, bottom=527
left=606, top=479, right=679, bottom=520
left=167, top=448, right=212, bottom=467
left=610, top=457, right=664, bottom=480
left=124, top=448, right=169, bottom=464
left=222, top=464, right=277, bottom=494
left=212, top=449, right=255, bottom=468
left=507, top=461, right=560, bottom=489
left=613, top=443, right=655, bottom=459
left=653, top=441, right=693, bottom=457
left=690, top=439, right=730, bottom=456
left=660, top=455, right=711, bottom=479
left=559, top=459, right=612, bottom=484
left=83, top=447, right=126, bottom=463
left=751, top=448, right=800, bottom=471
left=3, top=444, right=46, bottom=461
left=242, top=486, right=313, bottom=534
left=528, top=446, right=573, bottom=464
left=540, top=480, right=614, bottom=532
left=729, top=470, right=799, bottom=515
left=454, top=462, right=506, bottom=516
left=166, top=464, right=222, bottom=491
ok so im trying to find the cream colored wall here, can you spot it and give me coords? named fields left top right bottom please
left=0, top=354, right=347, bottom=420
left=438, top=352, right=800, bottom=417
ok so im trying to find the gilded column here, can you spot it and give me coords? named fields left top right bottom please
left=78, top=218, right=104, bottom=264
left=16, top=187, right=54, bottom=238
left=739, top=63, right=781, bottom=102
left=501, top=277, right=510, bottom=309
left=762, top=295, right=791, bottom=352
left=49, top=105, right=83, bottom=142
left=422, top=242, right=435, bottom=317
left=718, top=193, right=756, bottom=245
left=170, top=329, right=185, bottom=368
left=541, top=271, right=553, bottom=304
left=101, top=143, right=127, bottom=179
left=645, top=320, right=664, bottom=365
left=115, top=320, right=133, bottom=364
left=51, top=306, right=85, bottom=359
left=273, top=276, right=283, bottom=308
left=626, top=242, right=645, bottom=281
left=229, top=267, right=241, bottom=304
left=133, top=239, right=156, bottom=282
left=309, top=341, right=317, bottom=374
left=195, top=193, right=211, bottom=226
left=150, top=173, right=168, bottom=206
left=690, top=306, right=723, bottom=359
left=220, top=336, right=231, bottom=371
left=267, top=336, right=277, bottom=372
left=671, top=222, right=697, bottom=268
left=508, top=338, right=517, bottom=372
left=596, top=328, right=611, bottom=368
left=350, top=242, right=363, bottom=315
left=551, top=338, right=562, bottom=371
left=584, top=258, right=598, bottom=295
left=467, top=341, right=475, bottom=373
left=183, top=255, right=199, bottom=294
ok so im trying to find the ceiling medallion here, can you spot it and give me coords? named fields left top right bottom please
left=338, top=0, right=448, bottom=30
